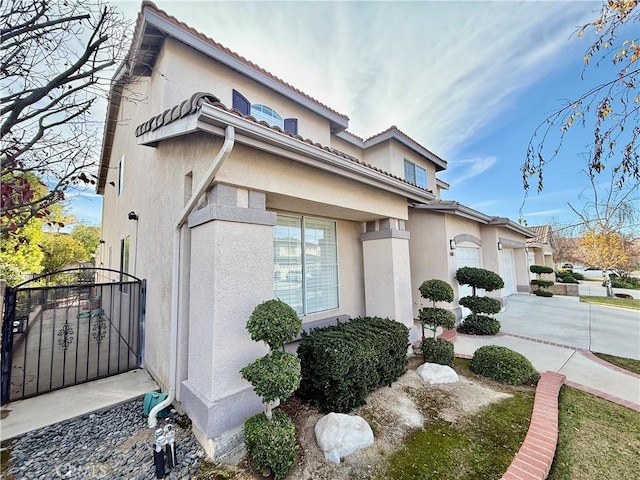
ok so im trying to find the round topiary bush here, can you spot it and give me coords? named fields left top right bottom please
left=240, top=350, right=301, bottom=403
left=470, top=345, right=539, bottom=385
left=459, top=296, right=502, bottom=315
left=456, top=267, right=504, bottom=292
left=458, top=315, right=501, bottom=335
left=246, top=299, right=302, bottom=349
left=418, top=307, right=456, bottom=330
left=421, top=337, right=454, bottom=365
left=419, top=279, right=454, bottom=303
left=529, top=264, right=554, bottom=275
left=244, top=409, right=298, bottom=479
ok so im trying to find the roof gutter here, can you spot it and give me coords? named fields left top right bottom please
left=148, top=125, right=236, bottom=428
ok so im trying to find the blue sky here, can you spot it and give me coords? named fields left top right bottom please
left=74, top=0, right=627, bottom=229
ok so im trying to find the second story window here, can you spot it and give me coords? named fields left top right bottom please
left=404, top=159, right=427, bottom=189
left=251, top=104, right=284, bottom=129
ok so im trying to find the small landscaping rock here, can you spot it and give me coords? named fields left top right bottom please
left=314, top=412, right=374, bottom=464
left=417, top=362, right=459, bottom=384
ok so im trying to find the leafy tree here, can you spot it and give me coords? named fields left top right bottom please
left=581, top=230, right=628, bottom=296
left=417, top=279, right=456, bottom=365
left=71, top=224, right=101, bottom=261
left=1, top=0, right=129, bottom=240
left=523, top=1, right=640, bottom=193
left=0, top=215, right=44, bottom=285
left=39, top=232, right=85, bottom=274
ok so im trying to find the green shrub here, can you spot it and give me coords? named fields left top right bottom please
left=459, top=296, right=502, bottom=315
left=572, top=272, right=585, bottom=280
left=456, top=267, right=504, bottom=292
left=244, top=410, right=298, bottom=479
left=242, top=300, right=302, bottom=479
left=458, top=315, right=501, bottom=335
left=419, top=279, right=454, bottom=303
left=529, top=264, right=553, bottom=275
left=611, top=276, right=640, bottom=289
left=556, top=271, right=578, bottom=283
left=418, top=307, right=456, bottom=330
left=246, top=299, right=302, bottom=349
left=421, top=337, right=454, bottom=365
left=241, top=351, right=301, bottom=403
left=297, top=316, right=409, bottom=413
left=533, top=290, right=554, bottom=297
left=470, top=345, right=539, bottom=385
left=531, top=279, right=554, bottom=288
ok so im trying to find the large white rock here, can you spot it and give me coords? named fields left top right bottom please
left=314, top=412, right=374, bottom=464
left=417, top=362, right=459, bottom=384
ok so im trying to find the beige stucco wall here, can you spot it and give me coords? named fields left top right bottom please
left=218, top=142, right=409, bottom=222
left=363, top=141, right=438, bottom=192
left=157, top=39, right=332, bottom=144
left=100, top=88, right=410, bottom=396
left=330, top=135, right=364, bottom=159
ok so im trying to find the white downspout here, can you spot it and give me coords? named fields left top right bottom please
left=148, top=125, right=236, bottom=428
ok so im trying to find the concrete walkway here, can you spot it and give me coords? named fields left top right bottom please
left=455, top=293, right=640, bottom=411
left=0, top=368, right=158, bottom=441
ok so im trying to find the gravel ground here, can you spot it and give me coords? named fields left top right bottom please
left=3, top=398, right=206, bottom=480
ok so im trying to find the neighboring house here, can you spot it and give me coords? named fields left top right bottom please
left=97, top=1, right=535, bottom=458
left=526, top=225, right=556, bottom=280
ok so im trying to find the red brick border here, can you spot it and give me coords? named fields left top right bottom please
left=501, top=371, right=565, bottom=480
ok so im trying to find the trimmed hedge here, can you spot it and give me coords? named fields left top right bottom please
left=418, top=307, right=456, bottom=330
left=244, top=410, right=298, bottom=479
left=456, top=267, right=504, bottom=291
left=421, top=337, right=454, bottom=365
left=533, top=290, right=554, bottom=297
left=458, top=314, right=501, bottom=335
left=470, top=345, right=539, bottom=385
left=297, top=316, right=409, bottom=413
left=459, top=296, right=502, bottom=315
left=529, top=264, right=553, bottom=275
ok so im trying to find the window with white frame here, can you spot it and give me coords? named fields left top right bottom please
left=404, top=159, right=427, bottom=189
left=251, top=104, right=284, bottom=129
left=273, top=215, right=339, bottom=315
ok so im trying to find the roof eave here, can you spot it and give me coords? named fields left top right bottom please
left=137, top=104, right=436, bottom=204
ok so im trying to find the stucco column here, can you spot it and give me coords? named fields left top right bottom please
left=361, top=218, right=416, bottom=342
left=181, top=184, right=276, bottom=457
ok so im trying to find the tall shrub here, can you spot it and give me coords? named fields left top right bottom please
left=530, top=264, right=554, bottom=297
left=297, top=317, right=409, bottom=413
left=456, top=267, right=503, bottom=335
left=240, top=299, right=302, bottom=479
left=418, top=279, right=455, bottom=364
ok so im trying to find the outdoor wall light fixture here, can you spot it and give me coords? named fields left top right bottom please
left=497, top=241, right=503, bottom=250
left=128, top=211, right=139, bottom=221
left=449, top=239, right=456, bottom=250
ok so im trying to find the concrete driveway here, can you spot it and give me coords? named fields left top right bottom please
left=497, top=293, right=640, bottom=360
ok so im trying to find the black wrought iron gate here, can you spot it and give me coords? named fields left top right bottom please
left=1, top=268, right=146, bottom=405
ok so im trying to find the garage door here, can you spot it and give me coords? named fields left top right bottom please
left=501, top=249, right=516, bottom=296
left=456, top=247, right=481, bottom=317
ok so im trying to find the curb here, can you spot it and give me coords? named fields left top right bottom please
left=501, top=371, right=565, bottom=480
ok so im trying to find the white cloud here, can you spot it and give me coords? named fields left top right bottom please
left=523, top=209, right=566, bottom=217
left=143, top=1, right=595, bottom=158
left=442, top=156, right=497, bottom=185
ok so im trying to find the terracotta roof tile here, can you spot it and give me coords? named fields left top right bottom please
left=135, top=93, right=433, bottom=195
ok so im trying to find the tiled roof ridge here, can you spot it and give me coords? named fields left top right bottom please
left=138, top=1, right=349, bottom=122
left=364, top=124, right=445, bottom=163
left=135, top=92, right=433, bottom=195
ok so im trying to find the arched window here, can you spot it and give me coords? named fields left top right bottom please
left=251, top=104, right=284, bottom=129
